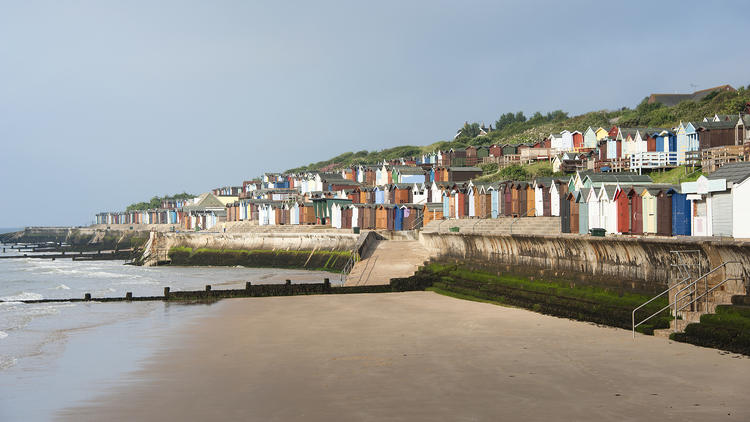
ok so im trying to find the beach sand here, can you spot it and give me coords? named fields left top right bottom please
left=59, top=291, right=750, bottom=421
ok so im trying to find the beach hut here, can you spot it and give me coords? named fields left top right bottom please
left=641, top=188, right=658, bottom=234
left=628, top=188, right=643, bottom=235
left=671, top=191, right=691, bottom=236
left=351, top=205, right=359, bottom=229
left=442, top=192, right=450, bottom=219
left=560, top=192, right=570, bottom=233
left=375, top=205, right=388, bottom=229
left=598, top=186, right=619, bottom=234
left=526, top=183, right=535, bottom=216
left=330, top=203, right=342, bottom=228
left=467, top=185, right=476, bottom=217
left=501, top=182, right=511, bottom=216
left=577, top=188, right=589, bottom=235
left=614, top=188, right=630, bottom=234
left=518, top=183, right=528, bottom=217
left=394, top=206, right=403, bottom=230
left=656, top=189, right=673, bottom=236
left=424, top=203, right=444, bottom=225
left=550, top=180, right=565, bottom=217
left=587, top=187, right=600, bottom=230
left=567, top=191, right=579, bottom=234
left=490, top=186, right=499, bottom=218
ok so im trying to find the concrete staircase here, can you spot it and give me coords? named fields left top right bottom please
left=650, top=263, right=745, bottom=339
left=421, top=217, right=561, bottom=236
left=345, top=240, right=431, bottom=286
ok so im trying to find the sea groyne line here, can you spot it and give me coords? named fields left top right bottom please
left=0, top=276, right=432, bottom=305
left=0, top=250, right=134, bottom=261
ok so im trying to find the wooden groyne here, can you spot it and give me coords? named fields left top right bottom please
left=0, top=275, right=434, bottom=305
left=0, top=249, right=134, bottom=261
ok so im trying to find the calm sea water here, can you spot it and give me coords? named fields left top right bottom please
left=0, top=243, right=339, bottom=420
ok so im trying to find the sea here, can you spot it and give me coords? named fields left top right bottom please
left=0, top=241, right=340, bottom=421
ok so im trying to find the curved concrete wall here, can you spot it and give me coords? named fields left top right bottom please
left=157, top=231, right=358, bottom=253
left=420, top=233, right=750, bottom=294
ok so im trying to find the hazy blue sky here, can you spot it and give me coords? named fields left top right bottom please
left=1, top=0, right=748, bottom=226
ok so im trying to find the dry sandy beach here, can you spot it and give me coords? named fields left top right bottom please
left=60, top=292, right=750, bottom=421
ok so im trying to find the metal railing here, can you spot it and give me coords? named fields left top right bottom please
left=671, top=261, right=743, bottom=331
left=632, top=260, right=742, bottom=338
left=340, top=249, right=358, bottom=283
left=632, top=250, right=703, bottom=338
left=408, top=214, right=424, bottom=231
left=509, top=208, right=535, bottom=235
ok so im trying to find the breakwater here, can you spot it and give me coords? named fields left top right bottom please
left=0, top=250, right=134, bottom=261
left=2, top=275, right=433, bottom=305
left=419, top=232, right=750, bottom=295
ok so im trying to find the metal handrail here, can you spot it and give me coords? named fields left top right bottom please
left=509, top=208, right=535, bottom=235
left=339, top=249, right=359, bottom=283
left=632, top=260, right=741, bottom=338
left=673, top=261, right=742, bottom=316
left=632, top=275, right=691, bottom=338
left=409, top=214, right=424, bottom=231
left=675, top=275, right=743, bottom=317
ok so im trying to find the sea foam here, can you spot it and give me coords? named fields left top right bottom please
left=0, top=292, right=43, bottom=302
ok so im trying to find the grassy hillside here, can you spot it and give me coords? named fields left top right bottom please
left=645, top=166, right=703, bottom=185
left=286, top=86, right=750, bottom=173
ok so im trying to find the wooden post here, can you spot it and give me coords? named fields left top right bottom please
left=286, top=279, right=292, bottom=295
left=164, top=287, right=170, bottom=299
left=84, top=293, right=91, bottom=301
left=245, top=281, right=252, bottom=290
left=126, top=292, right=133, bottom=300
left=324, top=278, right=331, bottom=292
left=205, top=285, right=212, bottom=292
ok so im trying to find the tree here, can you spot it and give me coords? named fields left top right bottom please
left=457, top=122, right=481, bottom=139
left=495, top=112, right=516, bottom=131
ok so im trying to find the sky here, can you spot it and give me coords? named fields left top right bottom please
left=1, top=0, right=749, bottom=226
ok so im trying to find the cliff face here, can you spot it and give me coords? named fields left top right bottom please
left=419, top=233, right=750, bottom=295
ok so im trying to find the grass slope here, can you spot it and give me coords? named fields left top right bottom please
left=286, top=87, right=750, bottom=173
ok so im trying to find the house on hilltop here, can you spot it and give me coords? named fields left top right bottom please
left=647, top=85, right=735, bottom=106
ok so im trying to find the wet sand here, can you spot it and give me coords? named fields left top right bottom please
left=60, top=292, right=750, bottom=421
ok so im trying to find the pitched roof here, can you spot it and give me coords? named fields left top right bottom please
left=449, top=167, right=482, bottom=172
left=706, top=162, right=750, bottom=184
left=695, top=120, right=737, bottom=130
left=182, top=193, right=230, bottom=211
left=397, top=167, right=426, bottom=175
left=585, top=173, right=653, bottom=184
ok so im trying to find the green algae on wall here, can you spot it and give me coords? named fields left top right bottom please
left=167, top=247, right=353, bottom=273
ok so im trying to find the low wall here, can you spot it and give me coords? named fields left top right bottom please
left=419, top=233, right=750, bottom=294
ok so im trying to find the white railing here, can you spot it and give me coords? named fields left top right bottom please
left=630, top=152, right=678, bottom=172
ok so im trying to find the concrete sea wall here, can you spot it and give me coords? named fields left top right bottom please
left=419, top=233, right=750, bottom=294
left=152, top=231, right=359, bottom=253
